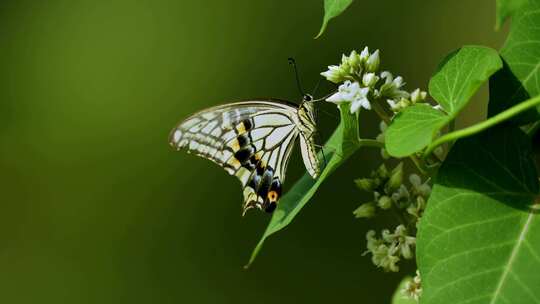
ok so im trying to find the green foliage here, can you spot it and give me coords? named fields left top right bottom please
left=246, top=105, right=362, bottom=267
left=429, top=46, right=502, bottom=115
left=315, top=0, right=354, bottom=38
left=386, top=46, right=502, bottom=157
left=489, top=0, right=540, bottom=123
left=495, top=0, right=528, bottom=29
left=417, top=127, right=540, bottom=304
left=385, top=104, right=447, bottom=157
left=247, top=3, right=540, bottom=302
left=392, top=276, right=417, bottom=304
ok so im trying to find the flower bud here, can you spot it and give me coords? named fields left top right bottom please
left=362, top=72, right=379, bottom=87
left=366, top=50, right=380, bottom=72
left=386, top=162, right=404, bottom=192
left=376, top=164, right=389, bottom=178
left=354, top=178, right=376, bottom=192
left=378, top=195, right=393, bottom=209
left=409, top=174, right=422, bottom=187
left=353, top=202, right=376, bottom=218
left=410, top=88, right=427, bottom=103
left=392, top=185, right=410, bottom=206
left=348, top=50, right=361, bottom=67
left=393, top=76, right=404, bottom=88
left=360, top=46, right=370, bottom=61
left=381, top=71, right=393, bottom=84
left=401, top=242, right=413, bottom=259
left=320, top=65, right=344, bottom=83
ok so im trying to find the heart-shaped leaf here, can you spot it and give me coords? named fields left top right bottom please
left=489, top=0, right=540, bottom=123
left=385, top=46, right=502, bottom=157
left=417, top=127, right=540, bottom=304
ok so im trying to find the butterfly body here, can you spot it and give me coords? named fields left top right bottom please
left=169, top=98, right=320, bottom=215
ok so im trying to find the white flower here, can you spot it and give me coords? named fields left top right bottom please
left=409, top=174, right=431, bottom=197
left=321, top=65, right=343, bottom=83
left=393, top=76, right=404, bottom=88
left=379, top=71, right=409, bottom=100
left=402, top=270, right=422, bottom=301
left=350, top=96, right=371, bottom=113
left=392, top=184, right=410, bottom=207
left=383, top=225, right=416, bottom=259
left=410, top=88, right=427, bottom=103
left=326, top=80, right=371, bottom=114
left=409, top=174, right=422, bottom=187
left=387, top=99, right=398, bottom=110
left=362, top=72, right=379, bottom=87
left=326, top=81, right=361, bottom=103
left=360, top=46, right=370, bottom=61
left=381, top=71, right=393, bottom=84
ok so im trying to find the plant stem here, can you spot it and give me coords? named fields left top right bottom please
left=410, top=155, right=428, bottom=176
left=448, top=119, right=456, bottom=132
left=424, top=94, right=540, bottom=158
left=372, top=102, right=391, bottom=124
left=358, top=138, right=384, bottom=148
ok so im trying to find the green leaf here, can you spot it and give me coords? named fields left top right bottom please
left=495, top=0, right=528, bottom=30
left=392, top=276, right=417, bottom=304
left=385, top=46, right=502, bottom=157
left=246, top=105, right=360, bottom=267
left=385, top=104, right=447, bottom=158
left=417, top=127, right=540, bottom=304
left=429, top=46, right=502, bottom=115
left=489, top=0, right=540, bottom=123
left=315, top=0, right=353, bottom=38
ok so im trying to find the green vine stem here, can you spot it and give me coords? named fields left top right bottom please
left=424, top=94, right=540, bottom=158
left=358, top=138, right=384, bottom=148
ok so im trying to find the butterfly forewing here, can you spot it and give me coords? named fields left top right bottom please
left=169, top=100, right=304, bottom=214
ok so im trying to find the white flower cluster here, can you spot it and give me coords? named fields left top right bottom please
left=366, top=225, right=416, bottom=272
left=354, top=164, right=431, bottom=271
left=402, top=270, right=422, bottom=302
left=321, top=47, right=428, bottom=114
left=321, top=47, right=379, bottom=83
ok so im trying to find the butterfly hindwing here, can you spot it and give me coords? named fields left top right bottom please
left=169, top=100, right=301, bottom=213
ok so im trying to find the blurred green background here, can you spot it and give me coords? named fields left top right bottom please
left=0, top=1, right=507, bottom=303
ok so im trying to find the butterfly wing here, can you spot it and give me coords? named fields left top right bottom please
left=169, top=100, right=300, bottom=214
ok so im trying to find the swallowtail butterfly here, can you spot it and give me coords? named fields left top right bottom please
left=169, top=95, right=320, bottom=215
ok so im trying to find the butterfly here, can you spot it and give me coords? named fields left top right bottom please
left=169, top=94, right=322, bottom=215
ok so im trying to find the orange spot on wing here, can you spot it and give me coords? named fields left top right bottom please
left=267, top=190, right=278, bottom=202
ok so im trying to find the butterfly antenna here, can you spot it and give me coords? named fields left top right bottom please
left=288, top=57, right=306, bottom=97
left=312, top=90, right=337, bottom=102
left=311, top=76, right=323, bottom=97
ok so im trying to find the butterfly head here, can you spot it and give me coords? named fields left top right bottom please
left=298, top=95, right=317, bottom=134
left=302, top=94, right=313, bottom=103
